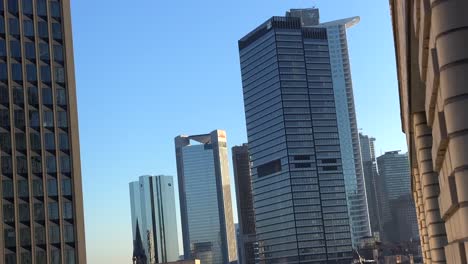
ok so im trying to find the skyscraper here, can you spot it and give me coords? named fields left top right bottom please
left=0, top=1, right=86, bottom=263
left=359, top=134, right=382, bottom=236
left=390, top=0, right=466, bottom=262
left=232, top=144, right=256, bottom=264
left=129, top=175, right=180, bottom=264
left=376, top=151, right=419, bottom=242
left=175, top=130, right=237, bottom=264
left=238, top=9, right=355, bottom=263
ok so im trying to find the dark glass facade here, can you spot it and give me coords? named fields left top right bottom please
left=239, top=16, right=353, bottom=264
left=0, top=0, right=86, bottom=263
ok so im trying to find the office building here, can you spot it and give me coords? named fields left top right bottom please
left=390, top=0, right=468, bottom=263
left=129, top=175, right=180, bottom=263
left=359, top=134, right=382, bottom=236
left=376, top=151, right=419, bottom=242
left=286, top=8, right=372, bottom=246
left=175, top=130, right=237, bottom=264
left=232, top=144, right=256, bottom=264
left=0, top=1, right=86, bottom=263
left=239, top=9, right=356, bottom=263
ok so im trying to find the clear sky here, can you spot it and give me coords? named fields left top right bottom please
left=71, top=0, right=407, bottom=263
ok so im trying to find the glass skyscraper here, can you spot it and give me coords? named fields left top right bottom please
left=239, top=10, right=354, bottom=264
left=0, top=1, right=86, bottom=263
left=175, top=130, right=237, bottom=264
left=129, top=175, right=180, bottom=264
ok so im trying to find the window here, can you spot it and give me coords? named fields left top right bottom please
left=4, top=228, right=16, bottom=247
left=39, top=43, right=49, bottom=60
left=63, top=201, right=73, bottom=219
left=2, top=180, right=13, bottom=198
left=37, top=0, right=47, bottom=16
left=55, top=66, right=65, bottom=83
left=48, top=202, right=59, bottom=220
left=35, top=250, right=46, bottom=264
left=19, top=203, right=30, bottom=221
left=31, top=156, right=42, bottom=173
left=12, top=63, right=23, bottom=81
left=56, top=88, right=66, bottom=105
left=50, top=248, right=61, bottom=264
left=8, top=0, right=18, bottom=13
left=18, top=179, right=29, bottom=197
left=15, top=110, right=25, bottom=128
left=3, top=203, right=14, bottom=222
left=45, top=132, right=55, bottom=150
left=257, top=159, right=282, bottom=177
left=40, top=65, right=51, bottom=82
left=15, top=132, right=26, bottom=150
left=33, top=179, right=44, bottom=197
left=52, top=23, right=62, bottom=40
left=13, top=86, right=24, bottom=104
left=51, top=2, right=61, bottom=18
left=1, top=156, right=12, bottom=174
left=47, top=178, right=58, bottom=196
left=0, top=85, right=8, bottom=104
left=29, top=110, right=40, bottom=127
left=23, top=19, right=34, bottom=37
left=38, top=21, right=48, bottom=38
left=25, top=42, right=35, bottom=59
left=9, top=18, right=19, bottom=35
left=10, top=40, right=21, bottom=57
left=53, top=44, right=63, bottom=62
left=42, top=87, right=53, bottom=105
left=35, top=225, right=46, bottom=244
left=0, top=109, right=10, bottom=127
left=16, top=156, right=28, bottom=174
left=62, top=178, right=72, bottom=195
left=20, top=228, right=31, bottom=246
left=61, top=154, right=71, bottom=173
left=43, top=110, right=53, bottom=127
left=64, top=224, right=74, bottom=242
left=58, top=111, right=67, bottom=127
left=28, top=87, right=39, bottom=105
left=26, top=64, right=37, bottom=81
left=34, top=203, right=45, bottom=221
left=0, top=63, right=7, bottom=80
left=46, top=156, right=56, bottom=173
left=0, top=15, right=4, bottom=34
left=0, top=133, right=11, bottom=151
left=294, top=163, right=312, bottom=168
left=22, top=0, right=33, bottom=15
left=59, top=133, right=69, bottom=150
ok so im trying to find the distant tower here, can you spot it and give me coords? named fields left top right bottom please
left=175, top=130, right=237, bottom=264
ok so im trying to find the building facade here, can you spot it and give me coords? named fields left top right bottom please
left=0, top=0, right=86, bottom=263
left=359, top=134, right=382, bottom=237
left=239, top=11, right=354, bottom=264
left=286, top=8, right=372, bottom=247
left=175, top=130, right=237, bottom=264
left=390, top=0, right=468, bottom=262
left=376, top=151, right=419, bottom=243
left=232, top=144, right=256, bottom=264
left=129, top=175, right=180, bottom=264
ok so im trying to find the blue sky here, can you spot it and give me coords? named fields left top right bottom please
left=71, top=0, right=406, bottom=263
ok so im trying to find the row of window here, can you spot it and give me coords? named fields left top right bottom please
left=2, top=177, right=73, bottom=198
left=0, top=86, right=67, bottom=106
left=0, top=16, right=62, bottom=40
left=0, top=132, right=69, bottom=152
left=5, top=249, right=75, bottom=264
left=0, top=39, right=64, bottom=62
left=0, top=109, right=68, bottom=128
left=1, top=154, right=71, bottom=174
left=0, top=63, right=65, bottom=83
left=1, top=0, right=61, bottom=18
left=3, top=200, right=73, bottom=222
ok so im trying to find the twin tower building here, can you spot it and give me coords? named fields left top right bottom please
left=129, top=8, right=371, bottom=264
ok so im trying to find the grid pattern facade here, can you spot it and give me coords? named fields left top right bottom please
left=239, top=16, right=353, bottom=264
left=129, top=175, right=180, bottom=264
left=232, top=144, right=256, bottom=264
left=175, top=131, right=237, bottom=264
left=0, top=0, right=85, bottom=263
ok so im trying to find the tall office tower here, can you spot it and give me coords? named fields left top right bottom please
left=175, top=130, right=237, bottom=264
left=232, top=144, right=256, bottom=264
left=390, top=0, right=467, bottom=263
left=129, top=175, right=180, bottom=264
left=286, top=9, right=371, bottom=246
left=358, top=134, right=382, bottom=236
left=239, top=11, right=355, bottom=264
left=0, top=1, right=86, bottom=263
left=376, top=151, right=419, bottom=242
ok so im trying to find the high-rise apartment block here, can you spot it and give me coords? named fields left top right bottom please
left=175, top=130, right=237, bottom=264
left=0, top=1, right=86, bottom=263
left=238, top=9, right=357, bottom=263
left=376, top=151, right=419, bottom=243
left=359, top=134, right=382, bottom=236
left=129, top=175, right=180, bottom=264
left=390, top=0, right=468, bottom=262
left=232, top=144, right=256, bottom=264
